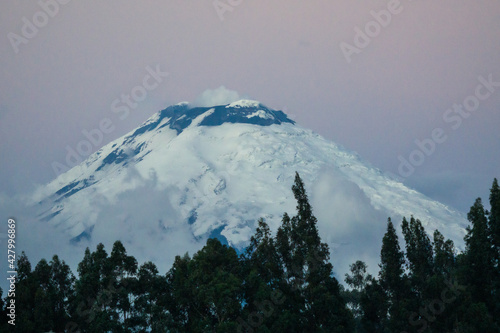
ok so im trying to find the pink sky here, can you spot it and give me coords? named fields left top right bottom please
left=0, top=0, right=499, bottom=211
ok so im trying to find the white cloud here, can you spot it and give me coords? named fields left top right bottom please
left=192, top=86, right=242, bottom=107
left=310, top=168, right=388, bottom=279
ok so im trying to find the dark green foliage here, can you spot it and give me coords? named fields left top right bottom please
left=131, top=261, right=171, bottom=331
left=344, top=260, right=372, bottom=318
left=490, top=178, right=500, bottom=260
left=4, top=175, right=500, bottom=332
left=274, top=172, right=354, bottom=332
left=241, top=218, right=286, bottom=332
left=464, top=198, right=494, bottom=305
left=379, top=218, right=405, bottom=297
left=70, top=243, right=116, bottom=332
left=401, top=217, right=434, bottom=331
left=344, top=261, right=373, bottom=332
left=488, top=178, right=500, bottom=320
left=432, top=229, right=455, bottom=277
left=14, top=252, right=36, bottom=332
left=378, top=218, right=410, bottom=332
left=11, top=252, right=74, bottom=332
left=167, top=239, right=244, bottom=332
left=359, top=277, right=387, bottom=333
left=354, top=179, right=500, bottom=332
left=402, top=217, right=433, bottom=290
left=109, top=240, right=138, bottom=330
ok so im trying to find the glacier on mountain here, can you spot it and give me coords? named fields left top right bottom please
left=29, top=100, right=468, bottom=275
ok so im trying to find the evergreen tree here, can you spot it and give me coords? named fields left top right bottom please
left=15, top=252, right=36, bottom=332
left=275, top=172, right=354, bottom=332
left=274, top=212, right=305, bottom=332
left=241, top=218, right=285, bottom=332
left=359, top=277, right=387, bottom=333
left=490, top=178, right=500, bottom=261
left=464, top=198, right=494, bottom=305
left=70, top=243, right=116, bottom=332
left=108, top=240, right=138, bottom=331
left=454, top=197, right=498, bottom=332
left=401, top=216, right=434, bottom=331
left=425, top=229, right=458, bottom=332
left=131, top=261, right=171, bottom=332
left=488, top=178, right=500, bottom=322
left=168, top=239, right=244, bottom=332
left=432, top=229, right=455, bottom=277
left=42, top=255, right=75, bottom=331
left=33, top=258, right=56, bottom=330
left=166, top=253, right=192, bottom=331
left=10, top=252, right=74, bottom=332
left=379, top=218, right=409, bottom=332
left=401, top=217, right=434, bottom=292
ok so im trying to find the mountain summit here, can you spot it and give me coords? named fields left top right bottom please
left=32, top=100, right=467, bottom=273
left=134, top=99, right=295, bottom=136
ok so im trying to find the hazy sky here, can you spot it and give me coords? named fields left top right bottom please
left=1, top=0, right=499, bottom=215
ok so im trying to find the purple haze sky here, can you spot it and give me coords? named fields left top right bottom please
left=0, top=0, right=499, bottom=213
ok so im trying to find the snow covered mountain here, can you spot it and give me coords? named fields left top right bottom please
left=30, top=100, right=468, bottom=273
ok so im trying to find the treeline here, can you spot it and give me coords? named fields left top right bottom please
left=1, top=175, right=499, bottom=332
left=343, top=178, right=500, bottom=332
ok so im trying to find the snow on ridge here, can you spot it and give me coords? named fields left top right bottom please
left=190, top=108, right=216, bottom=127
left=246, top=110, right=275, bottom=120
left=226, top=99, right=262, bottom=108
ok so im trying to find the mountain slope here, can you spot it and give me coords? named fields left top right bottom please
left=31, top=100, right=468, bottom=273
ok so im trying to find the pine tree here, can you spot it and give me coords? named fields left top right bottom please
left=70, top=243, right=115, bottom=332
left=454, top=197, right=500, bottom=332
left=432, top=229, right=455, bottom=277
left=15, top=252, right=36, bottom=332
left=401, top=216, right=434, bottom=330
left=428, top=229, right=458, bottom=332
left=359, top=277, right=387, bottom=333
left=12, top=253, right=74, bottom=332
left=401, top=217, right=433, bottom=291
left=241, top=218, right=284, bottom=332
left=275, top=172, right=354, bottom=332
left=464, top=198, right=494, bottom=305
left=33, top=258, right=55, bottom=330
left=274, top=211, right=304, bottom=332
left=379, top=218, right=408, bottom=332
left=168, top=239, right=244, bottom=332
left=488, top=178, right=500, bottom=323
left=245, top=218, right=282, bottom=287
left=49, top=255, right=75, bottom=331
left=490, top=178, right=500, bottom=261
